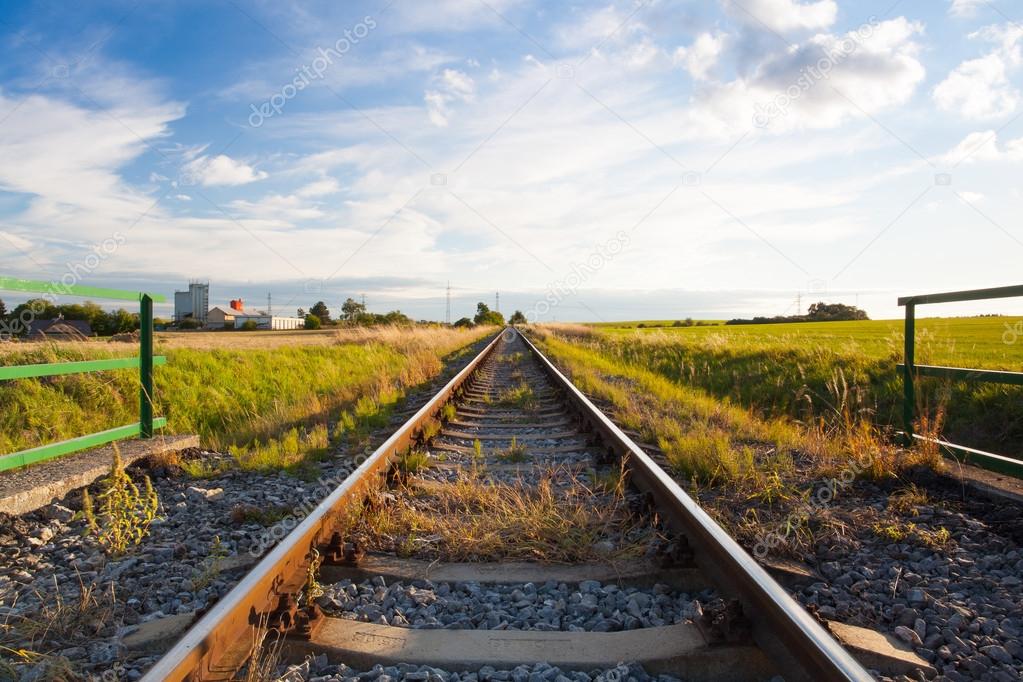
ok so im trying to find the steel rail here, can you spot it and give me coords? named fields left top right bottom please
left=144, top=326, right=871, bottom=681
left=142, top=330, right=504, bottom=681
left=517, top=330, right=872, bottom=682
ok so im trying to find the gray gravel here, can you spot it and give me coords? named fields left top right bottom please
left=317, top=577, right=707, bottom=631
left=788, top=481, right=1023, bottom=682
left=276, top=655, right=686, bottom=682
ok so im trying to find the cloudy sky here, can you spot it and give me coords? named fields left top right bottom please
left=1, top=0, right=1022, bottom=321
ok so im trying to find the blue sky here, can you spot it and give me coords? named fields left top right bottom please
left=1, top=0, right=1022, bottom=322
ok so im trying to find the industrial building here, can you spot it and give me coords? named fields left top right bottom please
left=207, top=298, right=303, bottom=330
left=174, top=281, right=210, bottom=324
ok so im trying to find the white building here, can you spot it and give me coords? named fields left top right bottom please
left=233, top=313, right=304, bottom=330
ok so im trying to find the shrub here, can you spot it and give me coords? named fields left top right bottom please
left=304, top=314, right=322, bottom=330
left=240, top=320, right=259, bottom=331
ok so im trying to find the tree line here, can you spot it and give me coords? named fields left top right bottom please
left=0, top=298, right=141, bottom=337
left=726, top=302, right=869, bottom=326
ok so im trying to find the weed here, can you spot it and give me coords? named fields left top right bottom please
left=496, top=437, right=530, bottom=463
left=242, top=619, right=286, bottom=682
left=396, top=449, right=430, bottom=475
left=304, top=549, right=324, bottom=601
left=498, top=382, right=538, bottom=411
left=193, top=535, right=230, bottom=590
left=421, top=418, right=441, bottom=442
left=472, top=438, right=484, bottom=461
left=230, top=504, right=290, bottom=526
left=888, top=484, right=929, bottom=516
left=82, top=446, right=159, bottom=556
left=441, top=403, right=457, bottom=422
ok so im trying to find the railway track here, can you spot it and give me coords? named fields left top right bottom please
left=142, top=328, right=871, bottom=682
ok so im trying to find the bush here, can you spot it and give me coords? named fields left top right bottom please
left=240, top=320, right=259, bottom=331
left=304, top=314, right=322, bottom=330
left=177, top=318, right=202, bottom=330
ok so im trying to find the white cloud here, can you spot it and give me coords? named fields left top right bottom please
left=692, top=18, right=925, bottom=134
left=0, top=231, right=33, bottom=251
left=425, top=68, right=476, bottom=127
left=723, top=0, right=837, bottom=33
left=940, top=130, right=1023, bottom=163
left=181, top=154, right=269, bottom=186
left=296, top=179, right=340, bottom=197
left=959, top=190, right=985, bottom=202
left=175, top=194, right=192, bottom=201
left=950, top=0, right=985, bottom=18
left=228, top=193, right=325, bottom=222
left=933, top=54, right=1019, bottom=119
left=674, top=32, right=726, bottom=80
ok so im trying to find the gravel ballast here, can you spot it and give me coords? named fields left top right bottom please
left=317, top=577, right=708, bottom=631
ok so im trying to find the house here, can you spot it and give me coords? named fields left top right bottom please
left=26, top=317, right=93, bottom=341
left=207, top=299, right=303, bottom=330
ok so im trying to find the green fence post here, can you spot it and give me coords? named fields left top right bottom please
left=902, top=302, right=915, bottom=446
left=140, top=294, right=154, bottom=439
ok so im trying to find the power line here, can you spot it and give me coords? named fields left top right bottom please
left=445, top=281, right=451, bottom=325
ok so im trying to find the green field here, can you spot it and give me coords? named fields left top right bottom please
left=592, top=317, right=1022, bottom=371
left=562, top=316, right=1023, bottom=458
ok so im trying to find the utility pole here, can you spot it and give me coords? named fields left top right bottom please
left=361, top=293, right=366, bottom=309
left=796, top=292, right=802, bottom=315
left=445, top=281, right=451, bottom=325
left=267, top=292, right=272, bottom=316
left=495, top=291, right=500, bottom=313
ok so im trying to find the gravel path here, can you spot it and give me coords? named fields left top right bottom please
left=317, top=577, right=708, bottom=631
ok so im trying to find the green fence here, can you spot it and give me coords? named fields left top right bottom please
left=899, top=284, right=1023, bottom=477
left=0, top=277, right=167, bottom=471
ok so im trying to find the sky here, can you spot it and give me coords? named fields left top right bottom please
left=1, top=0, right=1022, bottom=322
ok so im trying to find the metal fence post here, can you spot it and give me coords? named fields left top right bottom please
left=902, top=302, right=915, bottom=446
left=140, top=294, right=154, bottom=439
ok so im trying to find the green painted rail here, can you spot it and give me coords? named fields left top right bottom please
left=0, top=419, right=168, bottom=472
left=899, top=284, right=1023, bottom=477
left=0, top=356, right=166, bottom=381
left=0, top=276, right=167, bottom=471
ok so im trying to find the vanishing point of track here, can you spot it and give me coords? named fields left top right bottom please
left=142, top=328, right=872, bottom=682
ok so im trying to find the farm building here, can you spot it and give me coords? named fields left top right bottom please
left=207, top=299, right=303, bottom=330
left=26, top=317, right=93, bottom=341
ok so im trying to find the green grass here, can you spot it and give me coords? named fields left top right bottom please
left=569, top=317, right=1023, bottom=458
left=0, top=328, right=489, bottom=472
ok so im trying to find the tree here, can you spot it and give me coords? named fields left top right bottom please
left=309, top=301, right=332, bottom=325
left=509, top=310, right=526, bottom=325
left=304, top=314, right=321, bottom=330
left=806, top=302, right=869, bottom=322
left=474, top=302, right=505, bottom=326
left=240, top=319, right=259, bottom=331
left=453, top=317, right=474, bottom=328
left=297, top=308, right=305, bottom=318
left=340, top=297, right=367, bottom=323
left=0, top=298, right=7, bottom=320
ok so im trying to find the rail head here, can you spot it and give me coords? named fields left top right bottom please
left=517, top=328, right=872, bottom=682
left=142, top=330, right=503, bottom=682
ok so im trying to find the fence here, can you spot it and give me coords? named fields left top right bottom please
left=899, top=284, right=1023, bottom=477
left=0, top=277, right=167, bottom=471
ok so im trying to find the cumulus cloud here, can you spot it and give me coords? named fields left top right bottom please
left=723, top=0, right=837, bottom=33
left=691, top=18, right=925, bottom=134
left=425, top=68, right=475, bottom=126
left=933, top=23, right=1023, bottom=120
left=674, top=32, right=726, bottom=80
left=181, top=154, right=268, bottom=186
